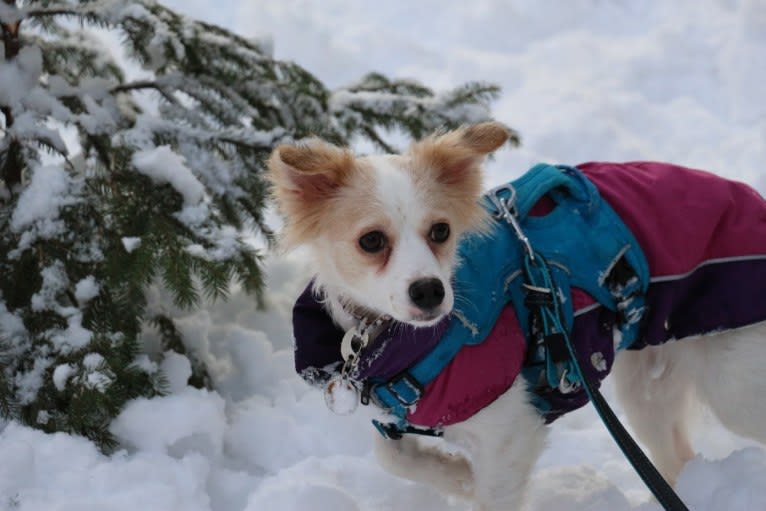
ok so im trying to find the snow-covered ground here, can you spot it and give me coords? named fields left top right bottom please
left=2, top=1, right=766, bottom=510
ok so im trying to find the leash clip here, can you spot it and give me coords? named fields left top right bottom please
left=487, top=184, right=534, bottom=260
left=558, top=368, right=580, bottom=394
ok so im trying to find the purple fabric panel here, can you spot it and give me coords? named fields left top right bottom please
left=636, top=258, right=766, bottom=348
left=535, top=306, right=616, bottom=422
left=353, top=317, right=450, bottom=380
left=292, top=284, right=450, bottom=381
left=292, top=285, right=345, bottom=376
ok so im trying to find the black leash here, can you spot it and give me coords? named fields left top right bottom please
left=580, top=374, right=690, bottom=511
left=522, top=249, right=690, bottom=511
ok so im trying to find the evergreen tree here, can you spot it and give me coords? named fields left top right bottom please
left=0, top=0, right=514, bottom=448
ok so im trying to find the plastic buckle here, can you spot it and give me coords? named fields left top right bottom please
left=372, top=419, right=403, bottom=440
left=360, top=380, right=372, bottom=406
left=523, top=284, right=555, bottom=307
left=386, top=371, right=424, bottom=407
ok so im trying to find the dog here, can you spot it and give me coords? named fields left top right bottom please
left=267, top=122, right=766, bottom=510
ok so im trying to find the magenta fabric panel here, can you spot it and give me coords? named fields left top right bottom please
left=579, top=161, right=766, bottom=277
left=407, top=304, right=526, bottom=427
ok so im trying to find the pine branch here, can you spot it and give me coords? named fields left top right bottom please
left=111, top=79, right=178, bottom=105
left=1, top=10, right=22, bottom=191
left=25, top=8, right=80, bottom=18
left=361, top=125, right=396, bottom=153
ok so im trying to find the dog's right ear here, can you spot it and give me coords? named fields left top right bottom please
left=267, top=139, right=355, bottom=246
left=268, top=139, right=354, bottom=200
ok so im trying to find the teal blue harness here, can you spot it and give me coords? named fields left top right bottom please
left=368, top=164, right=650, bottom=435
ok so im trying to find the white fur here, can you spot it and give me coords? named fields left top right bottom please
left=369, top=156, right=454, bottom=321
left=285, top=151, right=766, bottom=510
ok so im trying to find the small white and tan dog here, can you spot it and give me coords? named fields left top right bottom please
left=268, top=122, right=766, bottom=511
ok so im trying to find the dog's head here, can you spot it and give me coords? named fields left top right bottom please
left=268, top=122, right=510, bottom=326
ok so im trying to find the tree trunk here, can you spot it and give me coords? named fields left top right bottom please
left=1, top=0, right=22, bottom=191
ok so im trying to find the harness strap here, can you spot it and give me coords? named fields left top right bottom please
left=511, top=163, right=597, bottom=219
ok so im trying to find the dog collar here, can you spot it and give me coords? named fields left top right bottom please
left=292, top=285, right=450, bottom=384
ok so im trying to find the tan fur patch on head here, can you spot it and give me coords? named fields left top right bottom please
left=460, top=122, right=513, bottom=154
left=278, top=143, right=355, bottom=180
left=267, top=139, right=358, bottom=247
left=409, top=121, right=510, bottom=232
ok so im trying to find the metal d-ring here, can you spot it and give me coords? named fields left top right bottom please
left=487, top=184, right=535, bottom=260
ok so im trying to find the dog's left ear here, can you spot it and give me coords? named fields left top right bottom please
left=411, top=122, right=510, bottom=233
left=410, top=121, right=511, bottom=185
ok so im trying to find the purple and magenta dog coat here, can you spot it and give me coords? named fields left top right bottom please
left=293, top=162, right=766, bottom=428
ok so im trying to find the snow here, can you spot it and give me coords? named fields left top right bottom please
left=0, top=2, right=21, bottom=24
left=121, top=236, right=142, bottom=252
left=131, top=145, right=205, bottom=206
left=130, top=145, right=228, bottom=250
left=83, top=352, right=106, bottom=370
left=10, top=165, right=79, bottom=247
left=13, top=355, right=52, bottom=405
left=0, top=46, right=42, bottom=111
left=110, top=388, right=226, bottom=458
left=2, top=1, right=766, bottom=510
left=51, top=311, right=93, bottom=354
left=74, top=276, right=100, bottom=304
left=0, top=299, right=27, bottom=351
left=672, top=449, right=766, bottom=510
left=7, top=111, right=68, bottom=154
left=52, top=363, right=75, bottom=391
left=30, top=262, right=69, bottom=312
left=0, top=422, right=213, bottom=511
left=160, top=351, right=193, bottom=394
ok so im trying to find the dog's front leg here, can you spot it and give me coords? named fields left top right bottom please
left=373, top=433, right=474, bottom=498
left=456, top=380, right=548, bottom=511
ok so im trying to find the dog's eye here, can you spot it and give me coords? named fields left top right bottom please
left=429, top=222, right=450, bottom=243
left=359, top=231, right=387, bottom=253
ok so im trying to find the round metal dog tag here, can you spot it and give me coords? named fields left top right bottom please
left=323, top=375, right=359, bottom=415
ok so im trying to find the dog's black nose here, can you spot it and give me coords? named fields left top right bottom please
left=408, top=278, right=445, bottom=310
